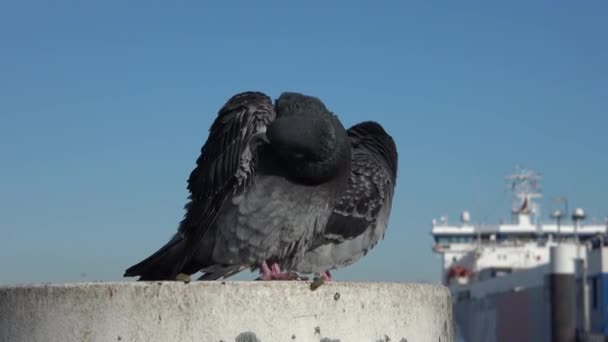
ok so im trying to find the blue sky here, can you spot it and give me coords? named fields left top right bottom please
left=1, top=1, right=607, bottom=284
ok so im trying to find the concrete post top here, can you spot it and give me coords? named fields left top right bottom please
left=1, top=281, right=453, bottom=342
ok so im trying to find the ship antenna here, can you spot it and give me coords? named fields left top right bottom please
left=505, top=167, right=542, bottom=225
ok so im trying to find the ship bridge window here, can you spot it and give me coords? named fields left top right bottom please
left=495, top=233, right=509, bottom=241
left=553, top=234, right=596, bottom=242
left=502, top=233, right=536, bottom=242
left=434, top=235, right=474, bottom=244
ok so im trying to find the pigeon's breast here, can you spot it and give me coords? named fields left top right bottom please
left=211, top=174, right=334, bottom=267
left=294, top=188, right=394, bottom=274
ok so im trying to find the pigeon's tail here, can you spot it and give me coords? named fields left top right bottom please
left=123, top=236, right=186, bottom=281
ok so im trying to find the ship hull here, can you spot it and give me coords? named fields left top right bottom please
left=453, top=284, right=550, bottom=342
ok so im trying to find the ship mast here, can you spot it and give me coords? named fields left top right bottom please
left=505, top=168, right=542, bottom=226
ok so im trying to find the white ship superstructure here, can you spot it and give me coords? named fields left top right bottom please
left=431, top=169, right=608, bottom=341
left=432, top=169, right=605, bottom=287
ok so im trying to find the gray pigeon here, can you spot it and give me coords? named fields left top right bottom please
left=292, top=121, right=397, bottom=280
left=124, top=91, right=351, bottom=281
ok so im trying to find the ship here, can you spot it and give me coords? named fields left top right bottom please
left=431, top=168, right=608, bottom=342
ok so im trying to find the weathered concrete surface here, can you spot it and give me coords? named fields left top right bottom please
left=0, top=281, right=452, bottom=342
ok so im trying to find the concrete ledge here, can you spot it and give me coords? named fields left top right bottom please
left=0, top=281, right=453, bottom=342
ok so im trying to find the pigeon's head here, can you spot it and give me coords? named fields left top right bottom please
left=274, top=92, right=330, bottom=119
left=267, top=92, right=351, bottom=183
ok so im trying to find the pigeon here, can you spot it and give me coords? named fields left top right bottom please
left=291, top=121, right=398, bottom=281
left=124, top=91, right=351, bottom=281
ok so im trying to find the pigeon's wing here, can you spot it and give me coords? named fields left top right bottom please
left=187, top=92, right=275, bottom=201
left=124, top=92, right=275, bottom=279
left=311, top=121, right=398, bottom=249
left=178, top=92, right=276, bottom=272
left=313, top=155, right=390, bottom=246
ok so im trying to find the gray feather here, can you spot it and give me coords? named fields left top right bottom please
left=293, top=121, right=398, bottom=274
left=124, top=91, right=351, bottom=280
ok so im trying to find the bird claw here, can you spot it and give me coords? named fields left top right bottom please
left=254, top=273, right=308, bottom=281
left=320, top=271, right=333, bottom=282
left=259, top=261, right=306, bottom=281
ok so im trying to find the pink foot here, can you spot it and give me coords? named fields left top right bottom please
left=259, top=261, right=299, bottom=280
left=260, top=260, right=272, bottom=279
left=320, top=271, right=333, bottom=282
